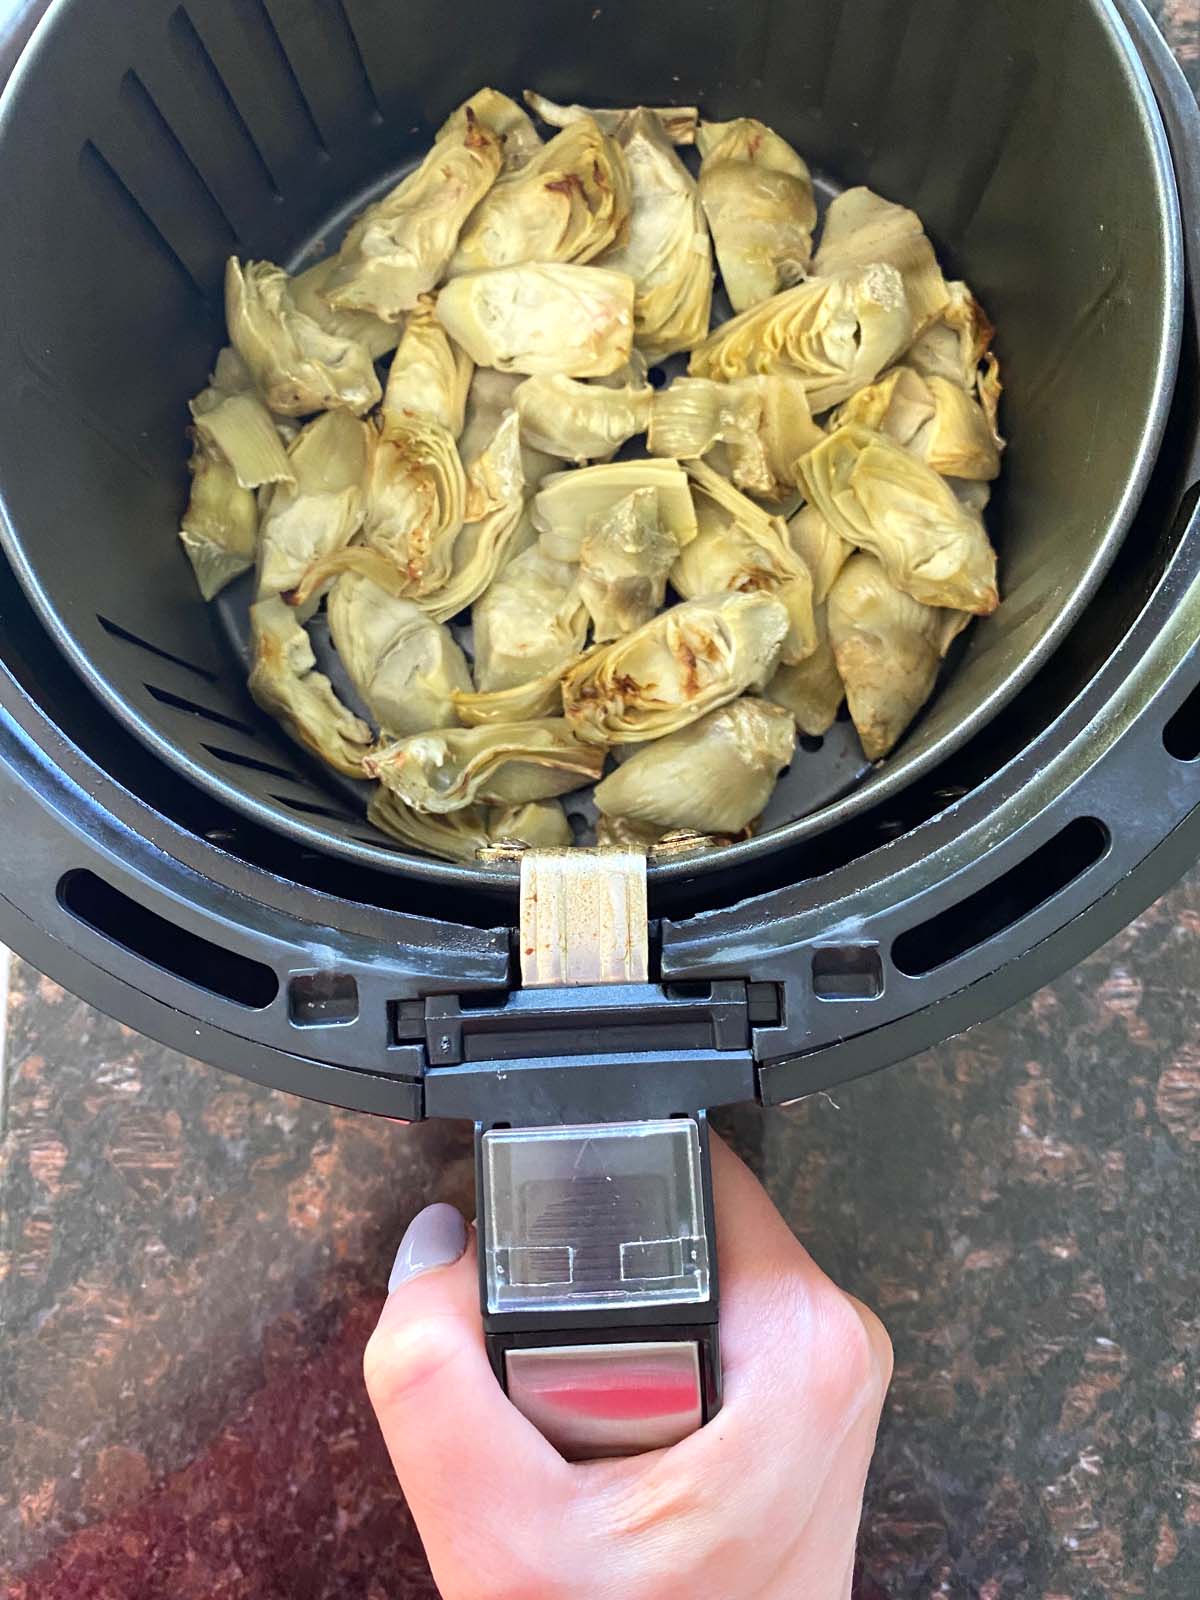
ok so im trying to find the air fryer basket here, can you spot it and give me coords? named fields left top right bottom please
left=0, top=0, right=1183, bottom=888
left=0, top=0, right=1197, bottom=1126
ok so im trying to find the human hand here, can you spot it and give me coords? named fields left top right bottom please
left=364, top=1133, right=892, bottom=1600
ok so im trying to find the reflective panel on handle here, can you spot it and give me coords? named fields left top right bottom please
left=505, top=1341, right=703, bottom=1460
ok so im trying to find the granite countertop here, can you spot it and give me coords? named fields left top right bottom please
left=3, top=6, right=1200, bottom=1597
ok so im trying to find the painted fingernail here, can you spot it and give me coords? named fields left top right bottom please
left=388, top=1202, right=468, bottom=1292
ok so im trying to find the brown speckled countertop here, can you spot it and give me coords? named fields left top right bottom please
left=3, top=7, right=1200, bottom=1598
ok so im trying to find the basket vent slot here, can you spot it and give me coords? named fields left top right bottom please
left=145, top=683, right=259, bottom=737
left=203, top=743, right=302, bottom=782
left=1164, top=683, right=1200, bottom=762
left=168, top=6, right=282, bottom=198
left=78, top=140, right=206, bottom=302
left=59, top=870, right=278, bottom=1008
left=98, top=615, right=218, bottom=682
left=271, top=793, right=359, bottom=824
left=892, top=817, right=1109, bottom=977
left=117, top=70, right=238, bottom=246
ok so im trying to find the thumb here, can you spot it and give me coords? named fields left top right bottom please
left=364, top=1203, right=569, bottom=1565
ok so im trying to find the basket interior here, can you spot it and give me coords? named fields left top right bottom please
left=0, top=0, right=1179, bottom=880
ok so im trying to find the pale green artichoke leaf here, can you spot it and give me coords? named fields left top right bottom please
left=785, top=503, right=852, bottom=605
left=453, top=657, right=574, bottom=726
left=562, top=590, right=790, bottom=746
left=486, top=799, right=573, bottom=849
left=179, top=448, right=259, bottom=601
left=594, top=696, right=795, bottom=834
left=459, top=367, right=560, bottom=487
left=436, top=262, right=636, bottom=377
left=190, top=390, right=295, bottom=491
left=532, top=458, right=697, bottom=562
left=833, top=366, right=1001, bottom=482
left=688, top=264, right=915, bottom=413
left=439, top=88, right=543, bottom=172
left=255, top=411, right=369, bottom=599
left=579, top=487, right=681, bottom=640
left=813, top=186, right=950, bottom=334
left=327, top=572, right=471, bottom=738
left=449, top=117, right=631, bottom=275
left=364, top=719, right=605, bottom=812
left=598, top=109, right=713, bottom=362
left=907, top=281, right=1005, bottom=455
left=796, top=423, right=1000, bottom=615
left=368, top=787, right=491, bottom=861
left=697, top=118, right=816, bottom=313
left=514, top=372, right=652, bottom=463
left=764, top=605, right=845, bottom=737
left=827, top=551, right=968, bottom=760
left=323, top=116, right=504, bottom=321
left=523, top=92, right=699, bottom=145
left=225, top=257, right=382, bottom=416
left=416, top=411, right=529, bottom=623
left=248, top=596, right=373, bottom=777
left=382, top=295, right=474, bottom=437
left=291, top=255, right=400, bottom=361
left=648, top=374, right=822, bottom=498
left=472, top=542, right=589, bottom=691
left=675, top=461, right=817, bottom=664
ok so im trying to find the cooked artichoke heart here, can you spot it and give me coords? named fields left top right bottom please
left=533, top=458, right=697, bottom=562
left=472, top=543, right=588, bottom=692
left=796, top=423, right=1000, bottom=615
left=382, top=295, right=474, bottom=437
left=561, top=590, right=790, bottom=746
left=449, top=117, right=631, bottom=274
left=327, top=573, right=471, bottom=737
left=595, top=698, right=796, bottom=834
left=833, top=365, right=1001, bottom=482
left=365, top=720, right=604, bottom=812
left=255, top=410, right=369, bottom=600
left=697, top=117, right=816, bottom=312
left=523, top=92, right=699, bottom=145
left=598, top=109, right=713, bottom=362
left=248, top=596, right=373, bottom=777
left=579, top=487, right=681, bottom=641
left=323, top=115, right=504, bottom=320
left=688, top=265, right=915, bottom=413
left=226, top=258, right=381, bottom=416
left=828, top=551, right=968, bottom=759
left=436, top=263, right=636, bottom=377
left=514, top=372, right=652, bottom=463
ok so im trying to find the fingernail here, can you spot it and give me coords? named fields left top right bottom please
left=388, top=1202, right=468, bottom=1292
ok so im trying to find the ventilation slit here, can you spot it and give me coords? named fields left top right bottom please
left=892, top=818, right=1109, bottom=977
left=203, top=744, right=303, bottom=782
left=168, top=6, right=283, bottom=198
left=331, top=0, right=385, bottom=124
left=251, top=0, right=329, bottom=156
left=271, top=793, right=360, bottom=824
left=97, top=615, right=218, bottom=682
left=78, top=141, right=206, bottom=301
left=59, top=870, right=278, bottom=1008
left=1164, top=682, right=1200, bottom=762
left=145, top=683, right=260, bottom=737
left=119, top=70, right=239, bottom=244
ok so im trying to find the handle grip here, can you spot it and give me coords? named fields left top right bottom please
left=475, top=1115, right=722, bottom=1460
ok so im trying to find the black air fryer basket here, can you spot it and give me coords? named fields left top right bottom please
left=1, top=0, right=1199, bottom=1450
